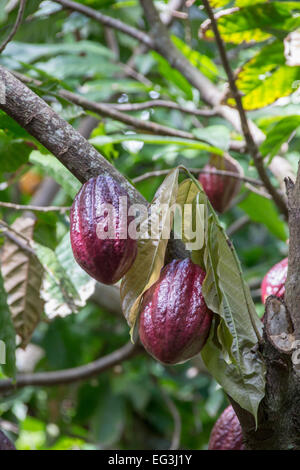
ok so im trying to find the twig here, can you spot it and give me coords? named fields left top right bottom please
left=0, top=341, right=141, bottom=392
left=0, top=0, right=26, bottom=54
left=226, top=215, right=250, bottom=237
left=133, top=167, right=263, bottom=186
left=53, top=0, right=154, bottom=48
left=110, top=99, right=218, bottom=117
left=10, top=70, right=245, bottom=152
left=0, top=201, right=70, bottom=213
left=201, top=0, right=288, bottom=218
left=152, top=375, right=181, bottom=450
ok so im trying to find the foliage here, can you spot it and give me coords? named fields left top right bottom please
left=0, top=0, right=297, bottom=450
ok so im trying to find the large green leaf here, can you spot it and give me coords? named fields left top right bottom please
left=90, top=134, right=224, bottom=155
left=183, top=174, right=265, bottom=422
left=239, top=192, right=287, bottom=241
left=192, top=126, right=231, bottom=151
left=30, top=151, right=81, bottom=198
left=260, top=115, right=300, bottom=158
left=205, top=2, right=300, bottom=44
left=120, top=168, right=180, bottom=338
left=172, top=36, right=219, bottom=82
left=152, top=52, right=193, bottom=100
left=0, top=131, right=31, bottom=175
left=0, top=270, right=16, bottom=378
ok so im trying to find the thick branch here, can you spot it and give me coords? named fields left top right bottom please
left=0, top=66, right=144, bottom=204
left=0, top=342, right=140, bottom=392
left=285, top=168, right=300, bottom=339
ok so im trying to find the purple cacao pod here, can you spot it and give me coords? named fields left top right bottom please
left=208, top=405, right=245, bottom=450
left=139, top=258, right=213, bottom=365
left=70, top=175, right=137, bottom=285
left=261, top=257, right=288, bottom=304
left=198, top=154, right=243, bottom=213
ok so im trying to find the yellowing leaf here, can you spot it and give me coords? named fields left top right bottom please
left=0, top=216, right=44, bottom=348
left=120, top=168, right=180, bottom=338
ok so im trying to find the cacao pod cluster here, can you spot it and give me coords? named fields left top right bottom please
left=261, top=257, right=288, bottom=304
left=208, top=405, right=245, bottom=450
left=198, top=154, right=243, bottom=213
left=70, top=176, right=213, bottom=365
left=70, top=175, right=137, bottom=285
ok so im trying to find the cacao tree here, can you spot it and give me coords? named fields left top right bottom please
left=0, top=0, right=299, bottom=451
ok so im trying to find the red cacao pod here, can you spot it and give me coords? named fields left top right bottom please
left=198, top=154, right=243, bottom=213
left=208, top=405, right=245, bottom=450
left=139, top=258, right=213, bottom=365
left=0, top=430, right=15, bottom=450
left=70, top=175, right=137, bottom=285
left=261, top=258, right=288, bottom=304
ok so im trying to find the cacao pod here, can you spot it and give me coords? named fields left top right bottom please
left=198, top=154, right=243, bottom=213
left=261, top=258, right=288, bottom=304
left=0, top=429, right=15, bottom=450
left=208, top=405, right=245, bottom=450
left=139, top=258, right=213, bottom=365
left=70, top=175, right=137, bottom=285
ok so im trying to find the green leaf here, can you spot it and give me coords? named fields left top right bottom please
left=92, top=390, right=125, bottom=447
left=201, top=217, right=265, bottom=423
left=0, top=271, right=16, bottom=378
left=260, top=115, right=300, bottom=158
left=34, top=243, right=80, bottom=319
left=236, top=0, right=268, bottom=6
left=152, top=52, right=193, bottom=100
left=183, top=173, right=265, bottom=422
left=192, top=126, right=231, bottom=151
left=120, top=168, right=180, bottom=338
left=90, top=134, right=224, bottom=155
left=172, top=36, right=219, bottom=82
left=29, top=151, right=81, bottom=198
left=0, top=130, right=31, bottom=175
left=239, top=192, right=287, bottom=241
left=205, top=2, right=300, bottom=44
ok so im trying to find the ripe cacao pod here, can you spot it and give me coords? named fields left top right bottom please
left=198, top=154, right=243, bottom=213
left=139, top=258, right=213, bottom=365
left=261, top=258, right=288, bottom=304
left=70, top=175, right=137, bottom=285
left=0, top=429, right=15, bottom=450
left=208, top=405, right=245, bottom=450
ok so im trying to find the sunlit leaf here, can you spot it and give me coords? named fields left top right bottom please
left=260, top=115, right=300, bottom=158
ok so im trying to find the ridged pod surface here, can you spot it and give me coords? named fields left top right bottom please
left=261, top=258, right=288, bottom=304
left=0, top=430, right=15, bottom=450
left=139, top=258, right=213, bottom=365
left=70, top=175, right=137, bottom=285
left=198, top=154, right=243, bottom=213
left=208, top=405, right=245, bottom=450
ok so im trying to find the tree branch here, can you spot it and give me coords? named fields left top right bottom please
left=197, top=1, right=288, bottom=218
left=11, top=69, right=245, bottom=153
left=133, top=167, right=263, bottom=187
left=54, top=0, right=154, bottom=48
left=0, top=0, right=26, bottom=54
left=0, top=341, right=141, bottom=392
left=0, top=201, right=69, bottom=213
left=0, top=66, right=144, bottom=204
